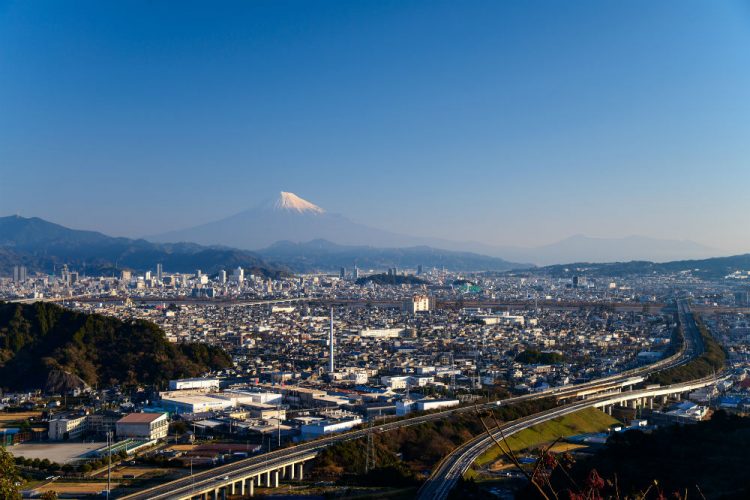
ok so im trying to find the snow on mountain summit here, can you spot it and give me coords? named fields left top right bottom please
left=272, top=191, right=325, bottom=214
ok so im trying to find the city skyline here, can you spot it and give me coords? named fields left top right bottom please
left=2, top=1, right=750, bottom=253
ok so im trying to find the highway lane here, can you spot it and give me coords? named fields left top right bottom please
left=121, top=301, right=698, bottom=499
left=418, top=374, right=719, bottom=500
left=417, top=299, right=709, bottom=500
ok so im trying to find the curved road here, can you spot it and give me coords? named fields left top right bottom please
left=417, top=300, right=709, bottom=500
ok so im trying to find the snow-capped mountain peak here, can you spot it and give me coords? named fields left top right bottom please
left=272, top=191, right=325, bottom=214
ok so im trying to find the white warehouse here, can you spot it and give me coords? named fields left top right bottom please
left=168, top=378, right=220, bottom=391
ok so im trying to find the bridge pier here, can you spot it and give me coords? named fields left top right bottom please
left=648, top=397, right=653, bottom=410
left=296, top=462, right=304, bottom=480
left=246, top=477, right=254, bottom=496
left=289, top=463, right=296, bottom=479
left=273, top=469, right=280, bottom=488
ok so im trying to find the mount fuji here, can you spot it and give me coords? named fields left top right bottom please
left=148, top=191, right=719, bottom=266
left=150, top=191, right=435, bottom=250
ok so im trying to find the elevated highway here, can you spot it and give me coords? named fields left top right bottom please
left=417, top=374, right=721, bottom=500
left=417, top=300, right=716, bottom=500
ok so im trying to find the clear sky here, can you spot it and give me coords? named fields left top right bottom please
left=1, top=1, right=749, bottom=251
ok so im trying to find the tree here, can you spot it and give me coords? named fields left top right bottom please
left=41, top=491, right=58, bottom=500
left=0, top=447, right=22, bottom=500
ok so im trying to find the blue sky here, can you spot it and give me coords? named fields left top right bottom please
left=1, top=1, right=749, bottom=251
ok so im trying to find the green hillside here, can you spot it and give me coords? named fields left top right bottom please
left=0, top=301, right=231, bottom=391
left=473, top=407, right=619, bottom=468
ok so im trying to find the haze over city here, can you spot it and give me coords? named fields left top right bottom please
left=2, top=1, right=750, bottom=254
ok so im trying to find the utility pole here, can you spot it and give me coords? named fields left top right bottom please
left=365, top=420, right=375, bottom=474
left=329, top=307, right=335, bottom=373
left=106, top=430, right=112, bottom=500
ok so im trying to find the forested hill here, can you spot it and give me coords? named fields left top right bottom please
left=0, top=301, right=231, bottom=392
left=0, top=215, right=287, bottom=277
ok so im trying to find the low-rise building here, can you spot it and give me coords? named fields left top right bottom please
left=48, top=414, right=87, bottom=441
left=116, top=413, right=169, bottom=441
left=300, top=417, right=363, bottom=436
left=168, top=378, right=220, bottom=391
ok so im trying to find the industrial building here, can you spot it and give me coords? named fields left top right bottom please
left=116, top=412, right=169, bottom=441
left=168, top=377, right=220, bottom=391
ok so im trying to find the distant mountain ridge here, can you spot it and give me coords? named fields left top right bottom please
left=495, top=234, right=720, bottom=265
left=532, top=253, right=750, bottom=279
left=257, top=239, right=528, bottom=272
left=148, top=191, right=721, bottom=265
left=0, top=215, right=286, bottom=277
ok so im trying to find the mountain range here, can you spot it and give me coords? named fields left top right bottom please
left=533, top=254, right=750, bottom=280
left=0, top=215, right=287, bottom=277
left=0, top=192, right=734, bottom=277
left=0, top=214, right=524, bottom=276
left=256, top=239, right=525, bottom=273
left=149, top=192, right=720, bottom=265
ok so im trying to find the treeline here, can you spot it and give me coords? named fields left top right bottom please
left=647, top=313, right=725, bottom=385
left=310, top=398, right=557, bottom=486
left=355, top=274, right=428, bottom=286
left=0, top=302, right=232, bottom=391
left=515, top=349, right=565, bottom=365
left=539, top=411, right=750, bottom=499
left=13, top=453, right=127, bottom=475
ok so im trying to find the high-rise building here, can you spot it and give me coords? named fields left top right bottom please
left=402, top=294, right=435, bottom=314
left=353, top=266, right=359, bottom=279
left=156, top=263, right=163, bottom=281
left=12, top=265, right=27, bottom=283
left=340, top=267, right=346, bottom=279
left=61, top=264, right=70, bottom=286
left=145, top=270, right=152, bottom=281
left=120, top=270, right=132, bottom=281
left=417, top=264, right=423, bottom=276
left=232, top=266, right=244, bottom=284
left=219, top=270, right=227, bottom=284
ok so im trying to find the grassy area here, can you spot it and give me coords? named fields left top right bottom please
left=473, top=407, right=619, bottom=468
left=0, top=411, right=42, bottom=428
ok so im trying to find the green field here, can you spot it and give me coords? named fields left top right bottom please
left=473, top=407, right=619, bottom=468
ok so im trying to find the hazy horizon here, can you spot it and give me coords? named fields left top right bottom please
left=2, top=1, right=749, bottom=253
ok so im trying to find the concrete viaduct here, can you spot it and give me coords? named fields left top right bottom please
left=122, top=451, right=317, bottom=500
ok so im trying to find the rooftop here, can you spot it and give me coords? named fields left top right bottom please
left=117, top=412, right=165, bottom=424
